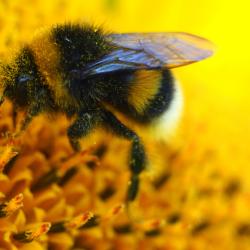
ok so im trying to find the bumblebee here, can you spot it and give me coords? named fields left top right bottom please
left=0, top=23, right=213, bottom=202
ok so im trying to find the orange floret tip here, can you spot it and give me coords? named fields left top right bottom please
left=0, top=193, right=23, bottom=217
left=104, top=204, right=125, bottom=220
left=65, top=211, right=94, bottom=230
left=13, top=222, right=51, bottom=243
left=60, top=149, right=99, bottom=172
left=139, top=219, right=166, bottom=232
left=0, top=145, right=18, bottom=172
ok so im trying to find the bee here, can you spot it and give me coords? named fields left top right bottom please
left=0, top=23, right=213, bottom=202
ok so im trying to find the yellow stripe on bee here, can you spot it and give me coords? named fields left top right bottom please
left=127, top=70, right=162, bottom=114
left=29, top=27, right=77, bottom=108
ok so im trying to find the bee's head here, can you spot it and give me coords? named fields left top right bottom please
left=0, top=47, right=39, bottom=108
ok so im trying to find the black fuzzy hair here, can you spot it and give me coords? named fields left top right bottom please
left=52, top=23, right=112, bottom=73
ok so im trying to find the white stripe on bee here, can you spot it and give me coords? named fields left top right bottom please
left=149, top=79, right=183, bottom=140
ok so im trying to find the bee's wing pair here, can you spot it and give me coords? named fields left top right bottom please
left=74, top=32, right=214, bottom=79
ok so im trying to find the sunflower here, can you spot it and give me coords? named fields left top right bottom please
left=0, top=1, right=250, bottom=249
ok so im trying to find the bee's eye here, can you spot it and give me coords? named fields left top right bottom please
left=17, top=74, right=34, bottom=83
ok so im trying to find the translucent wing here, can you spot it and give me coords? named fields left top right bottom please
left=74, top=32, right=214, bottom=79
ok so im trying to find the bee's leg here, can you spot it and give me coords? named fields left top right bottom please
left=102, top=109, right=146, bottom=202
left=19, top=88, right=54, bottom=133
left=0, top=96, right=4, bottom=106
left=12, top=108, right=18, bottom=130
left=67, top=111, right=101, bottom=152
left=20, top=103, right=42, bottom=131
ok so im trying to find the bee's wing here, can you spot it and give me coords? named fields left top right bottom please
left=76, top=32, right=214, bottom=79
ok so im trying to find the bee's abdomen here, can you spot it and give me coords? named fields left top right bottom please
left=109, top=69, right=175, bottom=124
left=134, top=69, right=174, bottom=123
